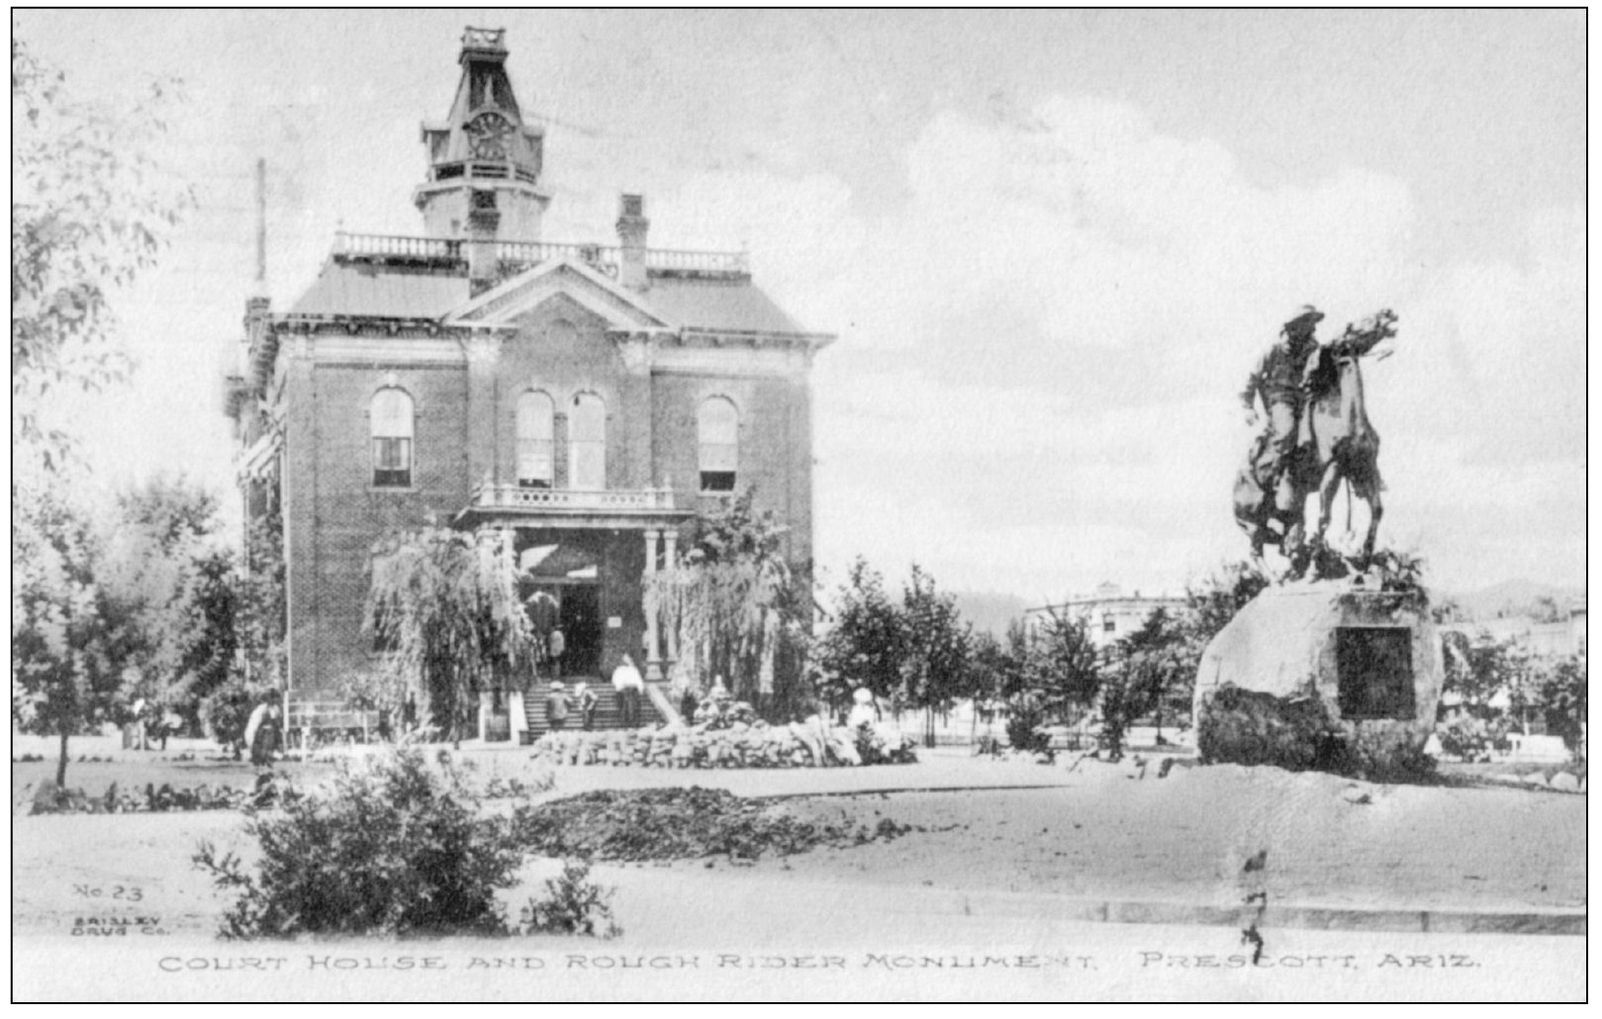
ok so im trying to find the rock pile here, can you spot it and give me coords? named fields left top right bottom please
left=529, top=720, right=917, bottom=769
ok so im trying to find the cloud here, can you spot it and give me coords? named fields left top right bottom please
left=675, top=95, right=1583, bottom=594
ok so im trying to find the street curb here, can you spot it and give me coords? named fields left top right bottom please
left=923, top=892, right=1587, bottom=937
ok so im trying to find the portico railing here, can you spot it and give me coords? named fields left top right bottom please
left=471, top=483, right=679, bottom=513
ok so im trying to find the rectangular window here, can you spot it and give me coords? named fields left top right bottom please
left=373, top=437, right=412, bottom=488
left=1335, top=627, right=1415, bottom=720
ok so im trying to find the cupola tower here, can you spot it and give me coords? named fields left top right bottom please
left=413, top=27, right=549, bottom=241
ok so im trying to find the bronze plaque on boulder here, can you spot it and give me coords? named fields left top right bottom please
left=1335, top=626, right=1415, bottom=721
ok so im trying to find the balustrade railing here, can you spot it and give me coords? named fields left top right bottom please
left=646, top=247, right=750, bottom=274
left=334, top=232, right=461, bottom=260
left=333, top=232, right=747, bottom=276
left=496, top=240, right=620, bottom=271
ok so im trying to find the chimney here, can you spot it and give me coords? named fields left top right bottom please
left=616, top=193, right=649, bottom=290
left=244, top=295, right=271, bottom=350
left=467, top=187, right=502, bottom=296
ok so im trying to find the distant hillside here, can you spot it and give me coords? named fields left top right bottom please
left=950, top=591, right=1032, bottom=638
left=1445, top=579, right=1585, bottom=621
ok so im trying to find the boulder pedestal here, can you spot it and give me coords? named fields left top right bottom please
left=1193, top=583, right=1441, bottom=779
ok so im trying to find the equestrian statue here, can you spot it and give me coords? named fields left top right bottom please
left=1234, top=305, right=1399, bottom=579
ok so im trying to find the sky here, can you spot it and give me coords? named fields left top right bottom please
left=14, top=10, right=1588, bottom=604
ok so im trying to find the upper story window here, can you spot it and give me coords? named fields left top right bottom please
left=698, top=396, right=738, bottom=493
left=515, top=390, right=554, bottom=488
left=1102, top=612, right=1117, bottom=634
left=569, top=393, right=606, bottom=490
left=370, top=387, right=414, bottom=488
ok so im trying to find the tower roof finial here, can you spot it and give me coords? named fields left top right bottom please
left=460, top=26, right=507, bottom=63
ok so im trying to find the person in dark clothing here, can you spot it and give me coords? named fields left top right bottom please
left=545, top=681, right=570, bottom=732
left=249, top=703, right=282, bottom=766
left=1241, top=305, right=1324, bottom=513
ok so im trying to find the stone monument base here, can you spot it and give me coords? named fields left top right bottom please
left=1192, top=582, right=1441, bottom=780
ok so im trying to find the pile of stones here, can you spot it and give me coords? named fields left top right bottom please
left=529, top=720, right=917, bottom=769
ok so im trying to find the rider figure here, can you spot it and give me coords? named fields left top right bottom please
left=1241, top=304, right=1324, bottom=515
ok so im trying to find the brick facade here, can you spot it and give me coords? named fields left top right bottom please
left=226, top=29, right=832, bottom=701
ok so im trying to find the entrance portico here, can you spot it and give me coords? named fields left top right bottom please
left=455, top=482, right=692, bottom=680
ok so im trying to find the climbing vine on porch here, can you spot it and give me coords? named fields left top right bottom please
left=646, top=490, right=810, bottom=718
left=364, top=527, right=536, bottom=739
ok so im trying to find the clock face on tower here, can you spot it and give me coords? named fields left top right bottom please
left=465, top=112, right=514, bottom=160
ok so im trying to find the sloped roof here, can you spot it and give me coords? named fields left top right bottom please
left=288, top=262, right=469, bottom=319
left=645, top=277, right=804, bottom=335
left=286, top=258, right=817, bottom=338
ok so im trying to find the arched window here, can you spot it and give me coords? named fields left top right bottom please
left=515, top=391, right=554, bottom=488
left=370, top=387, right=414, bottom=487
left=698, top=396, right=739, bottom=492
left=568, top=393, right=606, bottom=490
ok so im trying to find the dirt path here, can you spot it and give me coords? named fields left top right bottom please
left=759, top=766, right=1585, bottom=912
left=11, top=760, right=1582, bottom=951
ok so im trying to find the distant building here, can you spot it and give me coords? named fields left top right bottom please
left=1024, top=583, right=1186, bottom=652
left=223, top=28, right=832, bottom=709
left=1439, top=596, right=1587, bottom=659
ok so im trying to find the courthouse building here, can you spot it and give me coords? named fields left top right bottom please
left=224, top=28, right=832, bottom=717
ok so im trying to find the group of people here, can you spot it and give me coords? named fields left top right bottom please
left=123, top=698, right=186, bottom=752
left=543, top=654, right=646, bottom=731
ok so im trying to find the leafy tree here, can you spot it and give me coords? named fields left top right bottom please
left=202, top=514, right=284, bottom=754
left=1119, top=608, right=1192, bottom=738
left=813, top=558, right=907, bottom=715
left=1184, top=560, right=1270, bottom=645
left=12, top=34, right=192, bottom=471
left=12, top=471, right=238, bottom=778
left=365, top=528, right=535, bottom=740
left=1026, top=607, right=1102, bottom=724
left=899, top=565, right=974, bottom=748
left=649, top=489, right=808, bottom=718
left=964, top=629, right=1014, bottom=745
left=995, top=619, right=1033, bottom=701
left=1538, top=652, right=1586, bottom=758
left=1442, top=632, right=1536, bottom=728
left=107, top=474, right=234, bottom=726
left=12, top=485, right=114, bottom=786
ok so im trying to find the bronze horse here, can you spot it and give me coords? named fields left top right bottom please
left=1234, top=310, right=1397, bottom=575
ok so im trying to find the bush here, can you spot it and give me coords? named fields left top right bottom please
left=1005, top=702, right=1051, bottom=755
left=193, top=749, right=523, bottom=938
left=32, top=777, right=285, bottom=815
left=1354, top=732, right=1438, bottom=784
left=200, top=677, right=279, bottom=758
left=1436, top=715, right=1512, bottom=763
left=519, top=860, right=621, bottom=938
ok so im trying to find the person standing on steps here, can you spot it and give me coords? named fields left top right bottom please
left=545, top=680, right=570, bottom=733
left=611, top=654, right=644, bottom=728
left=574, top=681, right=599, bottom=731
left=547, top=627, right=566, bottom=680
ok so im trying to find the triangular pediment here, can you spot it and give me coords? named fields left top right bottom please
left=443, top=259, right=673, bottom=331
